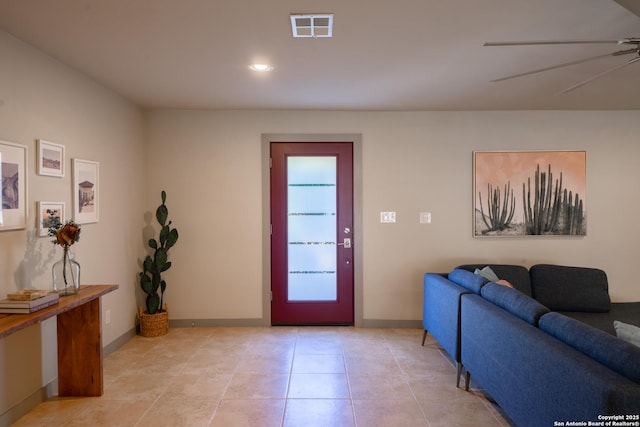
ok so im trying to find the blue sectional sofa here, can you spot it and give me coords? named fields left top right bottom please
left=422, top=264, right=640, bottom=426
left=421, top=269, right=487, bottom=386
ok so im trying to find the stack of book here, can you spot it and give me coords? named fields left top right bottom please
left=0, top=290, right=60, bottom=314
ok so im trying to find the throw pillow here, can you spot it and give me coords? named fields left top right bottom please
left=474, top=266, right=513, bottom=287
left=474, top=266, right=500, bottom=282
left=495, top=279, right=514, bottom=288
left=457, top=264, right=532, bottom=296
left=614, top=320, right=640, bottom=348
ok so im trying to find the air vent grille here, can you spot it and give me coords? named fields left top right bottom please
left=290, top=14, right=333, bottom=38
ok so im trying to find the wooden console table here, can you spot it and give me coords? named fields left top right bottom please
left=0, top=284, right=118, bottom=396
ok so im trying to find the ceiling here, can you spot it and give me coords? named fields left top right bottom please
left=0, top=0, right=639, bottom=111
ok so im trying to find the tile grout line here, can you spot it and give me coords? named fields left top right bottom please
left=341, top=338, right=358, bottom=427
left=391, top=340, right=431, bottom=426
left=280, top=335, right=297, bottom=427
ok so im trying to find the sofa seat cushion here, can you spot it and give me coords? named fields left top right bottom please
left=530, top=264, right=611, bottom=312
left=448, top=268, right=488, bottom=294
left=540, top=312, right=640, bottom=384
left=480, top=282, right=550, bottom=326
left=560, top=302, right=640, bottom=335
left=457, top=264, right=532, bottom=296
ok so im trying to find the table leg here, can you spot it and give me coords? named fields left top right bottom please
left=56, top=298, right=103, bottom=396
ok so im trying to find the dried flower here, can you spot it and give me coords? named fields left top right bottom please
left=48, top=213, right=81, bottom=248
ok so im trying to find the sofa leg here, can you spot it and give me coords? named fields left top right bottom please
left=465, top=371, right=471, bottom=391
left=456, top=363, right=463, bottom=388
left=421, top=330, right=428, bottom=346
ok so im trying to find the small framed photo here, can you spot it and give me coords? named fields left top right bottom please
left=0, top=140, right=28, bottom=231
left=37, top=139, right=65, bottom=177
left=38, top=201, right=65, bottom=237
left=73, top=159, right=99, bottom=224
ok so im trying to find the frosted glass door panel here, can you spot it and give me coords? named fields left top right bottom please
left=287, top=156, right=337, bottom=301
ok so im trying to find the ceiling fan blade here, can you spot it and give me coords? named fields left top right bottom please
left=484, top=40, right=622, bottom=46
left=613, top=0, right=640, bottom=17
left=556, top=56, right=640, bottom=95
left=490, top=50, right=635, bottom=82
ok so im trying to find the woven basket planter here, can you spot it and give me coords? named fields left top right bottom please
left=138, top=304, right=169, bottom=337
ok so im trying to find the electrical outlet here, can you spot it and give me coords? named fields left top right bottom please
left=105, top=309, right=111, bottom=324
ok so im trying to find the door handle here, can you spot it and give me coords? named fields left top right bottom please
left=337, top=238, right=351, bottom=248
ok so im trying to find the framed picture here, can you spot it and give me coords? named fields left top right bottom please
left=72, top=159, right=99, bottom=224
left=37, top=139, right=65, bottom=177
left=473, top=150, right=586, bottom=237
left=37, top=201, right=65, bottom=237
left=0, top=141, right=28, bottom=231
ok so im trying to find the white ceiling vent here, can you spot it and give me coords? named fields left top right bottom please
left=290, top=14, right=333, bottom=38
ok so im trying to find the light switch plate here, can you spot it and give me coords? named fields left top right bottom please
left=380, top=212, right=396, bottom=223
left=420, top=212, right=432, bottom=224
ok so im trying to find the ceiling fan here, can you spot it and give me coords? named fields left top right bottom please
left=484, top=0, right=640, bottom=94
left=484, top=38, right=640, bottom=94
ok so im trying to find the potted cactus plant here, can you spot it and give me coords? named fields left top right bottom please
left=138, top=190, right=179, bottom=336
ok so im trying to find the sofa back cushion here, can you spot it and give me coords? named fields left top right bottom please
left=457, top=264, right=532, bottom=296
left=530, top=264, right=611, bottom=312
left=540, top=312, right=640, bottom=384
left=447, top=268, right=488, bottom=294
left=480, top=282, right=550, bottom=326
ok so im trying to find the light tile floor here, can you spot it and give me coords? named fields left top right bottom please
left=12, top=327, right=513, bottom=426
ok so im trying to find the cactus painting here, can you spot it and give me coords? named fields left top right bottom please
left=479, top=181, right=516, bottom=232
left=474, top=151, right=586, bottom=237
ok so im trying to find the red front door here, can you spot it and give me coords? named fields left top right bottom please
left=270, top=142, right=354, bottom=325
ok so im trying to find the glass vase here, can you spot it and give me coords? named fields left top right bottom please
left=52, top=248, right=80, bottom=295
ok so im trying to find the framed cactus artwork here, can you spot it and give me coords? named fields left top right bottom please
left=473, top=150, right=586, bottom=237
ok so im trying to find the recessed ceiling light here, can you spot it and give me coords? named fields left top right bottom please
left=249, top=63, right=273, bottom=72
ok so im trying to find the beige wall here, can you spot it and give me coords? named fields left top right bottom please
left=146, top=109, right=640, bottom=326
left=0, top=30, right=145, bottom=422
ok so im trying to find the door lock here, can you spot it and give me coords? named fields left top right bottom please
left=337, top=238, right=351, bottom=248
